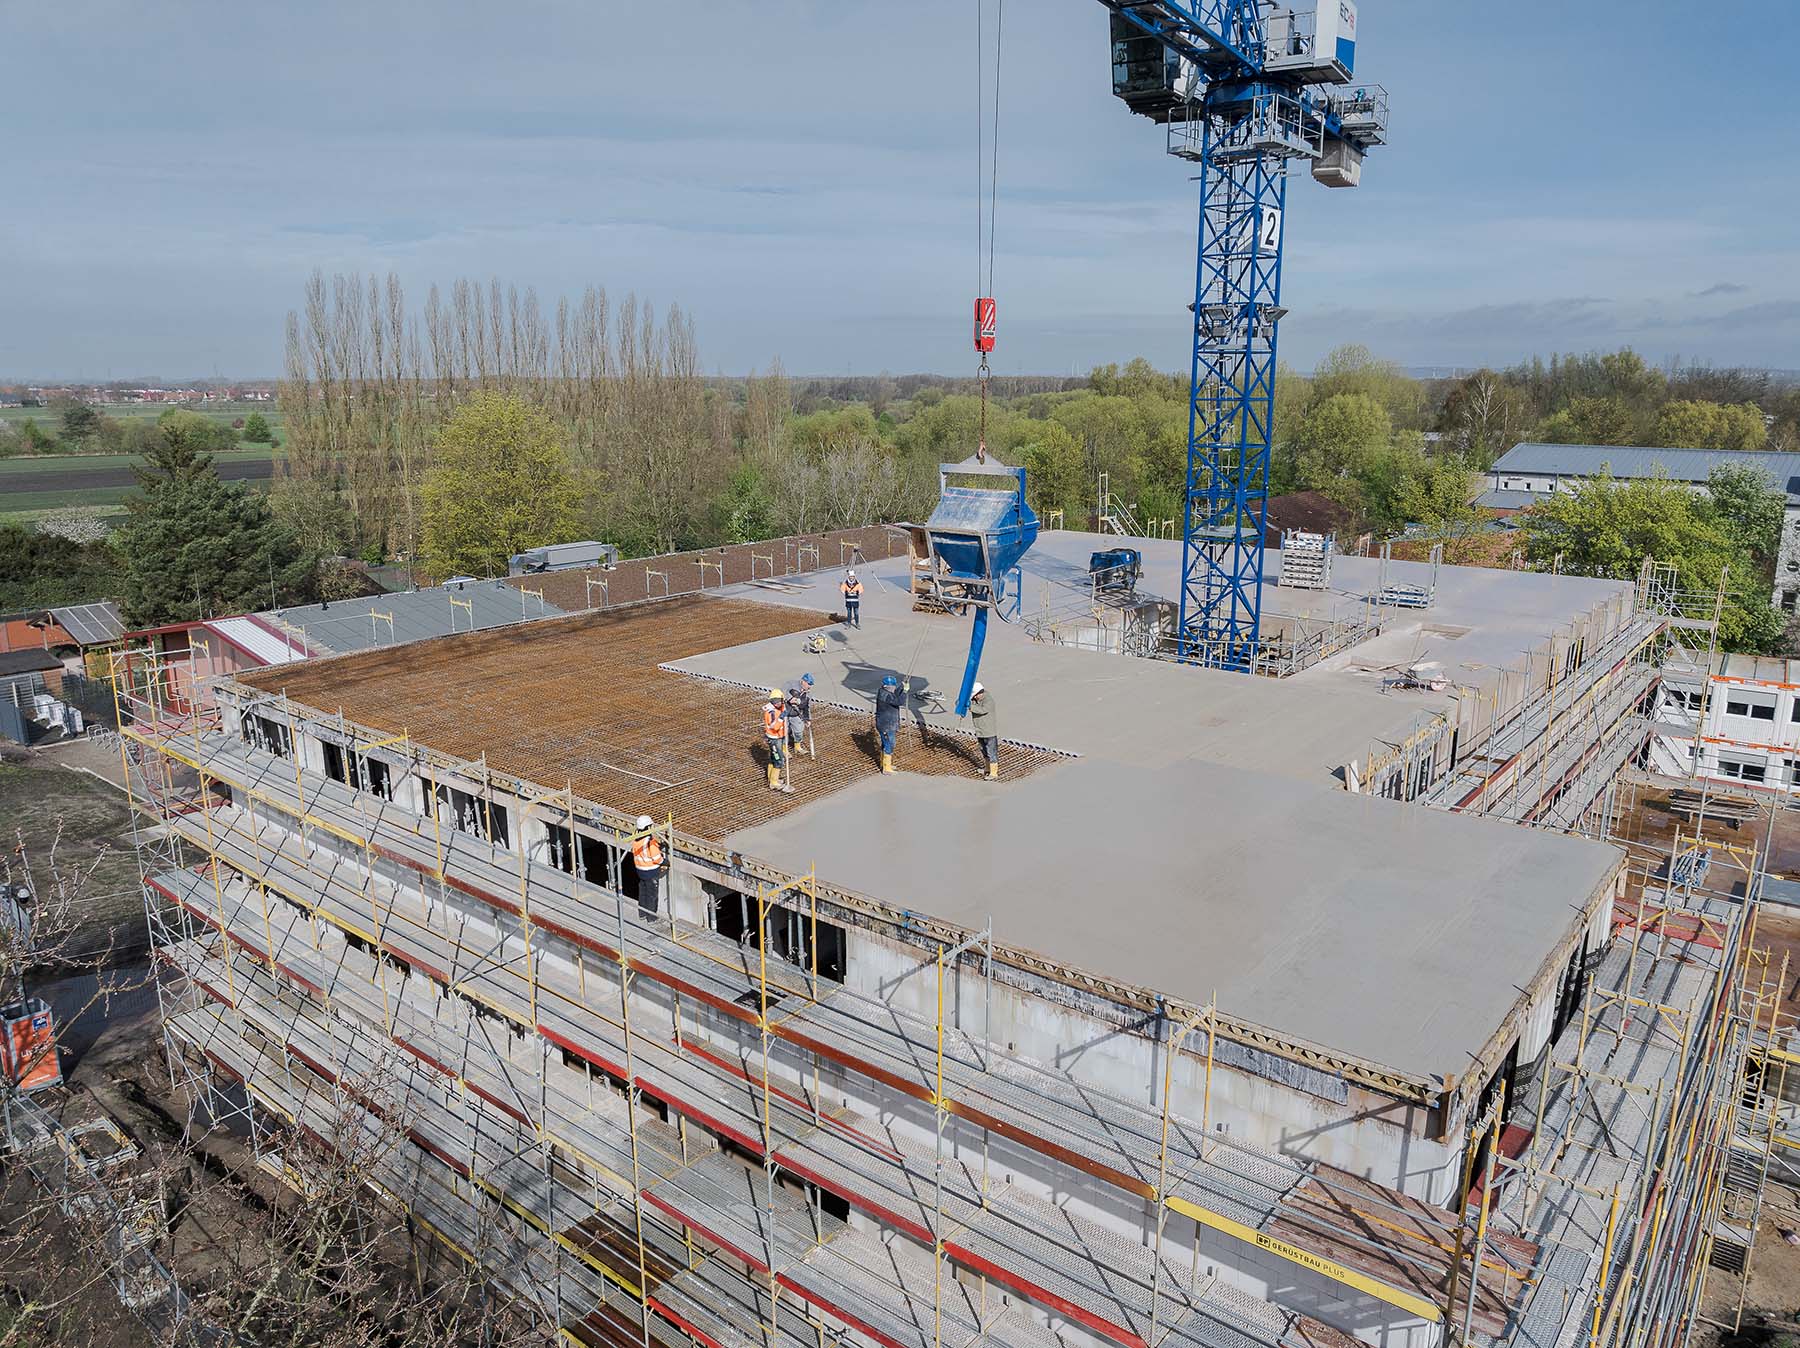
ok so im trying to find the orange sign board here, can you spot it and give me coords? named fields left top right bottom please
left=1, top=999, right=62, bottom=1093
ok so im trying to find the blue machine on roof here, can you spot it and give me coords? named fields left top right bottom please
left=920, top=454, right=1039, bottom=716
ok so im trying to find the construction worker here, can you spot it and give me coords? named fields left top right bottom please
left=631, top=815, right=665, bottom=917
left=763, top=688, right=794, bottom=793
left=841, top=571, right=863, bottom=628
left=875, top=673, right=907, bottom=774
left=967, top=681, right=1000, bottom=780
left=787, top=673, right=814, bottom=758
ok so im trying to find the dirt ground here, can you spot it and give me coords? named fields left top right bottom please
left=1696, top=1173, right=1800, bottom=1346
left=1611, top=774, right=1800, bottom=884
left=0, top=740, right=147, bottom=962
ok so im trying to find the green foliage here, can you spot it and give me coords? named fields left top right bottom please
left=17, top=417, right=57, bottom=453
left=420, top=392, right=583, bottom=579
left=1050, top=395, right=1149, bottom=478
left=0, top=524, right=123, bottom=610
left=153, top=408, right=236, bottom=454
left=1704, top=463, right=1784, bottom=563
left=241, top=411, right=274, bottom=444
left=1292, top=392, right=1391, bottom=503
left=789, top=406, right=881, bottom=458
left=1437, top=371, right=1534, bottom=467
left=1017, top=422, right=1086, bottom=525
left=55, top=400, right=101, bottom=449
left=1311, top=344, right=1426, bottom=430
left=1650, top=399, right=1766, bottom=451
left=113, top=426, right=312, bottom=626
left=1538, top=395, right=1642, bottom=447
left=722, top=463, right=773, bottom=543
left=1088, top=358, right=1182, bottom=400
left=1392, top=452, right=1486, bottom=540
left=1520, top=473, right=1780, bottom=652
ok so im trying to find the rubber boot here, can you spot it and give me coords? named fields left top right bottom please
left=766, top=763, right=779, bottom=790
left=987, top=762, right=999, bottom=781
left=881, top=752, right=894, bottom=774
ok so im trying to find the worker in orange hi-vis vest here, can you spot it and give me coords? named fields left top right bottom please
left=763, top=688, right=794, bottom=794
left=631, top=814, right=665, bottom=917
left=841, top=571, right=863, bottom=628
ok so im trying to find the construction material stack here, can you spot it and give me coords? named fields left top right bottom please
left=1278, top=531, right=1333, bottom=590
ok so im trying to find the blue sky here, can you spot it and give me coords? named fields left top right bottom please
left=3, top=0, right=1796, bottom=379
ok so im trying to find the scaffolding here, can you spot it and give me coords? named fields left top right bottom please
left=1481, top=827, right=1765, bottom=1348
left=110, top=645, right=1570, bottom=1348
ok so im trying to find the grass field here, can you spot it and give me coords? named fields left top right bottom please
left=0, top=446, right=282, bottom=478
left=0, top=487, right=137, bottom=517
left=0, top=399, right=282, bottom=429
left=0, top=445, right=281, bottom=524
left=0, top=400, right=286, bottom=457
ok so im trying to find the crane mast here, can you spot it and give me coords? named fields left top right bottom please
left=1097, top=1, right=1387, bottom=670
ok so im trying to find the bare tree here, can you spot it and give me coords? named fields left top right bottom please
left=0, top=823, right=159, bottom=1346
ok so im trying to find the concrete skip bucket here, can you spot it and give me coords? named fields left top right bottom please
left=920, top=454, right=1039, bottom=715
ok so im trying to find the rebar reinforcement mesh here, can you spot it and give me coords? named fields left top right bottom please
left=240, top=595, right=1062, bottom=840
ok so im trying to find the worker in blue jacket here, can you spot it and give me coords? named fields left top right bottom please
left=875, top=673, right=907, bottom=774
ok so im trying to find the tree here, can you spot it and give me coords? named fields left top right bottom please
left=242, top=410, right=274, bottom=443
left=154, top=407, right=235, bottom=453
left=1650, top=399, right=1766, bottom=451
left=1439, top=370, right=1534, bottom=466
left=0, top=524, right=122, bottom=609
left=1311, top=344, right=1426, bottom=430
left=721, top=462, right=773, bottom=543
left=420, top=392, right=582, bottom=579
left=1520, top=473, right=1781, bottom=652
left=113, top=422, right=313, bottom=624
left=1539, top=395, right=1642, bottom=447
left=1019, top=422, right=1086, bottom=525
left=17, top=416, right=57, bottom=453
left=1704, top=462, right=1784, bottom=565
left=1292, top=392, right=1391, bottom=506
left=55, top=399, right=101, bottom=449
left=1393, top=453, right=1488, bottom=545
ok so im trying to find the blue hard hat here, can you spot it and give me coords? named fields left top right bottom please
left=882, top=674, right=898, bottom=687
left=801, top=673, right=814, bottom=685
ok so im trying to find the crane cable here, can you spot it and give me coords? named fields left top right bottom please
left=975, top=0, right=1004, bottom=462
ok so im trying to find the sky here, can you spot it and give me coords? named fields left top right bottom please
left=3, top=0, right=1797, bottom=380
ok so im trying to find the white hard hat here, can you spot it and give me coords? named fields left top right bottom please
left=971, top=682, right=985, bottom=696
left=636, top=814, right=653, bottom=830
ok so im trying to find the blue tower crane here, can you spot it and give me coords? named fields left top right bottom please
left=1095, top=1, right=1388, bottom=670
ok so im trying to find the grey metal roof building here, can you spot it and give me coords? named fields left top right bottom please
left=1490, top=442, right=1800, bottom=499
left=260, top=581, right=569, bottom=656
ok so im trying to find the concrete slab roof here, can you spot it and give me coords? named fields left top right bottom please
left=670, top=531, right=1631, bottom=1079
left=724, top=757, right=1621, bottom=1085
left=677, top=529, right=1634, bottom=780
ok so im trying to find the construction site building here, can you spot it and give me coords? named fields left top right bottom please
left=116, top=528, right=1767, bottom=1348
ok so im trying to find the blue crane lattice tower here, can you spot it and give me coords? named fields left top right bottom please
left=1099, top=1, right=1387, bottom=670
